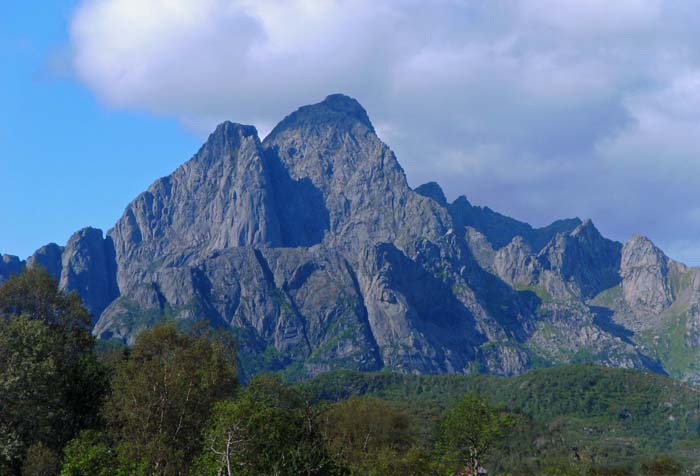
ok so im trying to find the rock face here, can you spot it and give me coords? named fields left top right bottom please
left=9, top=94, right=700, bottom=381
left=59, top=228, right=119, bottom=320
left=536, top=220, right=622, bottom=300
left=621, top=235, right=674, bottom=317
left=19, top=231, right=117, bottom=320
left=415, top=182, right=448, bottom=206
left=0, top=254, right=23, bottom=283
left=109, top=122, right=282, bottom=294
left=26, top=243, right=64, bottom=280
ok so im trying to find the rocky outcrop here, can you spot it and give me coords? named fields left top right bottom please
left=536, top=220, right=622, bottom=300
left=26, top=243, right=64, bottom=280
left=621, top=235, right=674, bottom=317
left=98, top=95, right=465, bottom=377
left=415, top=182, right=448, bottom=206
left=109, top=122, right=282, bottom=295
left=494, top=237, right=537, bottom=287
left=60, top=227, right=119, bottom=319
left=0, top=254, right=23, bottom=283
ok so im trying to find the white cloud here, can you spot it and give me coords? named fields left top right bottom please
left=70, top=0, right=700, bottom=264
left=521, top=0, right=662, bottom=35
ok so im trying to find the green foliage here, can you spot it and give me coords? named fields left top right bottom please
left=0, top=316, right=66, bottom=464
left=0, top=268, right=108, bottom=473
left=585, top=465, right=633, bottom=476
left=320, top=396, right=421, bottom=475
left=514, top=283, right=555, bottom=304
left=21, top=443, right=60, bottom=476
left=195, top=374, right=338, bottom=476
left=0, top=267, right=91, bottom=337
left=301, top=365, right=700, bottom=446
left=106, top=323, right=238, bottom=476
left=639, top=456, right=682, bottom=476
left=59, top=431, right=116, bottom=476
left=438, top=394, right=516, bottom=475
left=300, top=365, right=700, bottom=474
left=541, top=463, right=583, bottom=476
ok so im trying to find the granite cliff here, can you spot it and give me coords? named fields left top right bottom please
left=5, top=94, right=700, bottom=381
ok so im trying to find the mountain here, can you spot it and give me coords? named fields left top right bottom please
left=4, top=94, right=700, bottom=382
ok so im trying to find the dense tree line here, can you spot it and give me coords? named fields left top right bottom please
left=0, top=269, right=692, bottom=475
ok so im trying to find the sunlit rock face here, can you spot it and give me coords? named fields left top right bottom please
left=12, top=94, right=700, bottom=382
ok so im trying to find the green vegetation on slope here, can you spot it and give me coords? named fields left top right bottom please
left=300, top=366, right=700, bottom=474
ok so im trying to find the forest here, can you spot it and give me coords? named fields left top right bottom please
left=0, top=267, right=697, bottom=476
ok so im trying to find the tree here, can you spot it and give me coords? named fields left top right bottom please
left=585, top=466, right=631, bottom=476
left=195, top=375, right=338, bottom=476
left=0, top=267, right=91, bottom=340
left=59, top=431, right=117, bottom=476
left=438, top=394, right=516, bottom=476
left=541, top=463, right=582, bottom=476
left=320, top=396, right=421, bottom=476
left=639, top=456, right=682, bottom=476
left=0, top=268, right=107, bottom=474
left=106, top=323, right=238, bottom=476
left=20, top=443, right=60, bottom=476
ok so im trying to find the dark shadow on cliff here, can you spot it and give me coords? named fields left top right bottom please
left=590, top=305, right=667, bottom=375
left=374, top=243, right=487, bottom=361
left=591, top=306, right=634, bottom=344
left=264, top=146, right=330, bottom=247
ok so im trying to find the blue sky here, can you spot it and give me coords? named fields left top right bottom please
left=0, top=1, right=198, bottom=258
left=4, top=0, right=700, bottom=265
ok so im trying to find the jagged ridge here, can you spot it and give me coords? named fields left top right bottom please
left=5, top=94, right=700, bottom=382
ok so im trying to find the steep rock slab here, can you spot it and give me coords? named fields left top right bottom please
left=537, top=220, right=622, bottom=300
left=621, top=235, right=674, bottom=317
left=256, top=247, right=382, bottom=376
left=109, top=122, right=282, bottom=294
left=59, top=227, right=119, bottom=319
left=263, top=94, right=450, bottom=255
left=96, top=246, right=382, bottom=379
left=494, top=236, right=538, bottom=287
left=26, top=243, right=64, bottom=280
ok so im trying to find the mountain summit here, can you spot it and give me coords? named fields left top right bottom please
left=5, top=95, right=700, bottom=382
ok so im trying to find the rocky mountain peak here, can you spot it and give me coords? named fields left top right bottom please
left=0, top=254, right=23, bottom=284
left=60, top=227, right=119, bottom=319
left=211, top=121, right=258, bottom=139
left=320, top=93, right=374, bottom=130
left=266, top=94, right=374, bottom=143
left=570, top=218, right=601, bottom=239
left=26, top=243, right=64, bottom=280
left=494, top=236, right=536, bottom=286
left=197, top=121, right=260, bottom=166
left=621, top=234, right=673, bottom=316
left=537, top=218, right=621, bottom=299
left=452, top=195, right=473, bottom=208
left=415, top=182, right=448, bottom=206
left=109, top=114, right=282, bottom=294
left=261, top=94, right=448, bottom=253
left=622, top=235, right=668, bottom=269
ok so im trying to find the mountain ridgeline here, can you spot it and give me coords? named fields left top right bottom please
left=4, top=94, right=700, bottom=382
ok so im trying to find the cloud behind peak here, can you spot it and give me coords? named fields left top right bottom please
left=69, top=0, right=700, bottom=264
